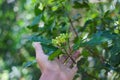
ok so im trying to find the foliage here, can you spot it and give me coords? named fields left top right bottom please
left=0, top=0, right=120, bottom=80
left=28, top=0, right=120, bottom=80
left=0, top=0, right=40, bottom=80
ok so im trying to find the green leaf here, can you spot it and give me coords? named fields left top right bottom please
left=82, top=31, right=117, bottom=47
left=77, top=57, right=87, bottom=74
left=77, top=57, right=86, bottom=68
left=83, top=19, right=93, bottom=29
left=27, top=25, right=39, bottom=32
left=23, top=60, right=36, bottom=68
left=104, top=10, right=110, bottom=18
left=48, top=49, right=62, bottom=60
left=73, top=1, right=89, bottom=9
left=41, top=44, right=58, bottom=55
left=34, top=3, right=43, bottom=16
left=31, top=14, right=42, bottom=26
left=27, top=14, right=42, bottom=32
left=109, top=53, right=120, bottom=67
left=73, top=37, right=82, bottom=50
left=28, top=35, right=51, bottom=45
left=84, top=36, right=108, bottom=46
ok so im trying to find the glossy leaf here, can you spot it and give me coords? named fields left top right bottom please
left=48, top=49, right=62, bottom=60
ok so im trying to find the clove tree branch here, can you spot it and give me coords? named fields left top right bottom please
left=63, top=48, right=76, bottom=64
left=60, top=2, right=79, bottom=38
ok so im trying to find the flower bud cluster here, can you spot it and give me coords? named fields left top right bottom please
left=52, top=33, right=70, bottom=46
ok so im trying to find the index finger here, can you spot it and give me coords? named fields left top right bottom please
left=32, top=42, right=50, bottom=72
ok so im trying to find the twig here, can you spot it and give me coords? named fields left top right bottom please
left=68, top=38, right=72, bottom=54
left=58, top=46, right=76, bottom=64
left=68, top=15, right=79, bottom=38
left=63, top=48, right=76, bottom=64
left=60, top=2, right=79, bottom=38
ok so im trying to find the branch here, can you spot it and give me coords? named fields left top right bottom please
left=58, top=46, right=76, bottom=64
left=60, top=2, right=79, bottom=38
left=63, top=48, right=76, bottom=64
left=68, top=16, right=79, bottom=38
left=67, top=38, right=72, bottom=54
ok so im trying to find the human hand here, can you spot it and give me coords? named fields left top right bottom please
left=32, top=42, right=80, bottom=80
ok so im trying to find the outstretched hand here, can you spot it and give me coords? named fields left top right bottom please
left=33, top=42, right=80, bottom=80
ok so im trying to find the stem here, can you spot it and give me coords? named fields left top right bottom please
left=68, top=15, right=79, bottom=38
left=63, top=48, right=76, bottom=64
left=60, top=2, right=79, bottom=38
left=58, top=46, right=76, bottom=64
left=68, top=38, right=72, bottom=54
left=63, top=56, right=69, bottom=63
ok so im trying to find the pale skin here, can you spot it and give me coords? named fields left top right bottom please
left=33, top=42, right=80, bottom=80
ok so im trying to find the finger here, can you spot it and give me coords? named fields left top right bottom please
left=72, top=50, right=81, bottom=60
left=32, top=42, right=49, bottom=72
left=55, top=58, right=71, bottom=71
left=59, top=55, right=68, bottom=64
left=71, top=66, right=78, bottom=75
left=65, top=50, right=81, bottom=68
left=65, top=58, right=73, bottom=68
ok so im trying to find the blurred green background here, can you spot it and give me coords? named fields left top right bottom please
left=0, top=0, right=40, bottom=80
